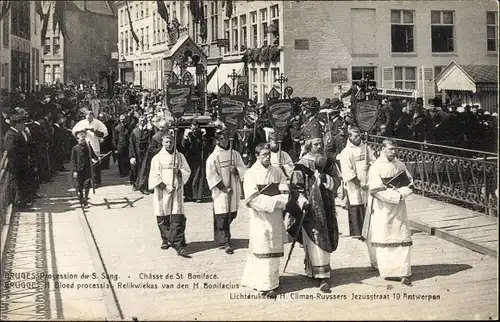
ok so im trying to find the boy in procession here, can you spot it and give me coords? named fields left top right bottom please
left=71, top=131, right=99, bottom=208
left=149, top=133, right=191, bottom=257
left=362, top=138, right=414, bottom=286
left=241, top=143, right=289, bottom=299
left=206, top=129, right=247, bottom=254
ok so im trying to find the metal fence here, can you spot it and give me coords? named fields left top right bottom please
left=0, top=151, right=12, bottom=228
left=367, top=135, right=499, bottom=216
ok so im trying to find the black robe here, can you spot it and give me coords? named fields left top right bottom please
left=129, top=126, right=155, bottom=190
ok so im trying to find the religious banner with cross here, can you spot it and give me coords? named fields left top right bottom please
left=217, top=95, right=247, bottom=135
left=267, top=99, right=293, bottom=141
left=166, top=84, right=192, bottom=119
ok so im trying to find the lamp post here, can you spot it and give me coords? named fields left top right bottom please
left=228, top=69, right=240, bottom=95
left=274, top=73, right=288, bottom=99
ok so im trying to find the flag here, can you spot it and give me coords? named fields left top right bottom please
left=40, top=3, right=51, bottom=43
left=157, top=0, right=169, bottom=24
left=189, top=0, right=202, bottom=24
left=125, top=0, right=140, bottom=48
left=53, top=0, right=70, bottom=42
left=223, top=0, right=233, bottom=18
left=0, top=0, right=13, bottom=22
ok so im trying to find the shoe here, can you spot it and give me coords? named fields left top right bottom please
left=177, top=248, right=190, bottom=258
left=141, top=190, right=150, bottom=195
left=225, top=246, right=234, bottom=254
left=319, top=280, right=331, bottom=293
left=401, top=277, right=413, bottom=286
left=262, top=289, right=277, bottom=299
left=196, top=199, right=202, bottom=203
left=161, top=241, right=170, bottom=250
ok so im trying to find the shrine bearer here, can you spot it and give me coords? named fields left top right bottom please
left=206, top=129, right=247, bottom=254
left=149, top=133, right=191, bottom=258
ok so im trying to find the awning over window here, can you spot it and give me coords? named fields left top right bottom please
left=186, top=65, right=218, bottom=84
left=206, top=62, right=245, bottom=94
left=435, top=61, right=498, bottom=93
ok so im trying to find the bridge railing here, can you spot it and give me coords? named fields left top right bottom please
left=367, top=135, right=498, bottom=216
left=0, top=151, right=12, bottom=229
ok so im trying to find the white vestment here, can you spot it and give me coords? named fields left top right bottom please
left=362, top=155, right=413, bottom=278
left=206, top=146, right=246, bottom=214
left=338, top=140, right=376, bottom=205
left=148, top=149, right=191, bottom=216
left=270, top=150, right=294, bottom=178
left=241, top=162, right=289, bottom=292
left=72, top=119, right=109, bottom=155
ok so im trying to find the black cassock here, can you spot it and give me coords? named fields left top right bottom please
left=181, top=129, right=209, bottom=201
left=129, top=126, right=155, bottom=191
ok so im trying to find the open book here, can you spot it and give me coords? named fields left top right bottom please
left=257, top=183, right=281, bottom=196
left=382, top=170, right=411, bottom=188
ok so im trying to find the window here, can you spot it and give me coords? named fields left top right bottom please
left=141, top=28, right=144, bottom=50
left=250, top=68, right=258, bottom=98
left=224, top=19, right=230, bottom=53
left=210, top=2, right=219, bottom=42
left=394, top=66, right=416, bottom=90
left=43, top=37, right=51, bottom=55
left=120, top=32, right=124, bottom=53
left=146, top=26, right=149, bottom=50
left=352, top=67, right=377, bottom=86
left=201, top=3, right=208, bottom=43
left=44, top=65, right=51, bottom=84
left=145, top=1, right=149, bottom=17
left=240, top=15, right=247, bottom=50
left=157, top=14, right=162, bottom=43
left=271, top=67, right=280, bottom=91
left=125, top=31, right=129, bottom=53
left=260, top=8, right=268, bottom=46
left=261, top=68, right=269, bottom=101
left=391, top=10, right=414, bottom=52
left=431, top=11, right=454, bottom=52
left=231, top=17, right=238, bottom=52
left=53, top=65, right=60, bottom=83
left=487, top=11, right=498, bottom=52
left=270, top=5, right=279, bottom=46
left=434, top=66, right=446, bottom=93
left=53, top=37, right=60, bottom=54
left=153, top=12, right=156, bottom=44
left=135, top=4, right=139, bottom=20
left=140, top=2, right=143, bottom=18
left=172, top=2, right=176, bottom=20
left=251, top=11, right=257, bottom=47
left=192, top=21, right=199, bottom=43
left=120, top=9, right=123, bottom=26
left=3, top=17, right=9, bottom=48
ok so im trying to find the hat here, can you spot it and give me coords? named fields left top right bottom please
left=214, top=128, right=228, bottom=138
left=9, top=112, right=26, bottom=122
left=303, top=118, right=322, bottom=141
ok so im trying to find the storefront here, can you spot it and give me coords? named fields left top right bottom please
left=118, top=61, right=134, bottom=85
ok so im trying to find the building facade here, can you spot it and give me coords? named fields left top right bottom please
left=0, top=1, right=43, bottom=93
left=116, top=0, right=499, bottom=104
left=42, top=1, right=117, bottom=85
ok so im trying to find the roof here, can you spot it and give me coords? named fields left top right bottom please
left=460, top=65, right=498, bottom=83
left=70, top=1, right=115, bottom=16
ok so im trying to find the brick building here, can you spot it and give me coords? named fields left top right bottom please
left=42, top=1, right=117, bottom=85
left=116, top=0, right=499, bottom=104
left=0, top=2, right=43, bottom=93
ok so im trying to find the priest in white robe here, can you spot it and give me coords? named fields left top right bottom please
left=268, top=131, right=294, bottom=178
left=149, top=133, right=191, bottom=257
left=206, top=129, right=247, bottom=254
left=241, top=143, right=289, bottom=299
left=339, top=126, right=376, bottom=237
left=362, top=138, right=414, bottom=286
left=72, top=110, right=108, bottom=185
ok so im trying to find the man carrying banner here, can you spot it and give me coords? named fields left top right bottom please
left=206, top=129, right=247, bottom=254
left=338, top=127, right=376, bottom=237
left=149, top=132, right=191, bottom=257
left=362, top=138, right=414, bottom=286
left=241, top=143, right=289, bottom=299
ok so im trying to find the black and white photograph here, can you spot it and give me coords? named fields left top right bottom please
left=0, top=0, right=498, bottom=320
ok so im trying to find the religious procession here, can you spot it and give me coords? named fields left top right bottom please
left=4, top=72, right=491, bottom=301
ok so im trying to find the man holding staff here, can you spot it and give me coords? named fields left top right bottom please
left=206, top=129, right=246, bottom=254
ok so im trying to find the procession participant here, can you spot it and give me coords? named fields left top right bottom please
left=149, top=133, right=191, bottom=257
left=362, top=139, right=414, bottom=286
left=241, top=143, right=289, bottom=299
left=29, top=110, right=51, bottom=183
left=3, top=112, right=32, bottom=210
left=129, top=115, right=154, bottom=193
left=338, top=127, right=376, bottom=237
left=181, top=120, right=208, bottom=202
left=206, top=129, right=247, bottom=254
left=98, top=112, right=115, bottom=170
left=113, top=114, right=132, bottom=177
left=52, top=115, right=69, bottom=173
left=71, top=131, right=99, bottom=207
left=72, top=111, right=108, bottom=185
left=135, top=115, right=161, bottom=193
left=287, top=122, right=341, bottom=293
left=268, top=130, right=294, bottom=178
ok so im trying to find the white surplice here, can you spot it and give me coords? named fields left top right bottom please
left=270, top=150, right=294, bottom=178
left=148, top=149, right=191, bottom=216
left=71, top=119, right=109, bottom=155
left=363, top=155, right=413, bottom=278
left=338, top=140, right=376, bottom=205
left=206, top=146, right=246, bottom=214
left=241, top=161, right=289, bottom=292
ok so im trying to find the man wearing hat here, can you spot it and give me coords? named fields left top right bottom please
left=71, top=131, right=99, bottom=207
left=206, top=129, right=247, bottom=254
left=286, top=119, right=341, bottom=293
left=3, top=112, right=33, bottom=210
left=113, top=114, right=132, bottom=177
left=149, top=132, right=191, bottom=257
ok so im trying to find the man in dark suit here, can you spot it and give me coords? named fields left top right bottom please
left=3, top=112, right=32, bottom=210
left=71, top=131, right=99, bottom=207
left=113, top=114, right=132, bottom=177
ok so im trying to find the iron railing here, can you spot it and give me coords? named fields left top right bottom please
left=367, top=135, right=498, bottom=216
left=0, top=151, right=11, bottom=228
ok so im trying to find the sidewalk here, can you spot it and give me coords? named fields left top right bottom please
left=1, top=163, right=498, bottom=320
